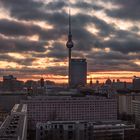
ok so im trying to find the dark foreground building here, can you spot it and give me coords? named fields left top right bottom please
left=36, top=120, right=135, bottom=140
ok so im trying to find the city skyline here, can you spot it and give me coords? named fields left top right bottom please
left=0, top=0, right=140, bottom=83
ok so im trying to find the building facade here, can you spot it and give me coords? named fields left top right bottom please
left=118, top=94, right=134, bottom=116
left=70, top=59, right=87, bottom=87
left=117, top=94, right=140, bottom=118
left=132, top=99, right=140, bottom=126
left=36, top=120, right=135, bottom=140
left=133, top=77, right=140, bottom=90
left=21, top=95, right=117, bottom=129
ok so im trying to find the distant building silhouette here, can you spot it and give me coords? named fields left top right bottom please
left=89, top=77, right=93, bottom=86
left=2, top=75, right=23, bottom=91
left=105, top=78, right=112, bottom=85
left=40, top=77, right=45, bottom=87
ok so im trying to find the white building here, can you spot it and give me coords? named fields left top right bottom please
left=118, top=94, right=140, bottom=116
left=118, top=94, right=134, bottom=115
left=132, top=99, right=140, bottom=125
left=21, top=95, right=117, bottom=129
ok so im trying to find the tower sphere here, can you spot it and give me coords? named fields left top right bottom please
left=66, top=40, right=74, bottom=48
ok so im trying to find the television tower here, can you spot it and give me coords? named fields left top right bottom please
left=66, top=9, right=74, bottom=87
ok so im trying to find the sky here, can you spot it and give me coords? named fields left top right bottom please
left=0, top=0, right=140, bottom=83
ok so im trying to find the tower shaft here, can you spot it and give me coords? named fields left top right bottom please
left=68, top=48, right=71, bottom=86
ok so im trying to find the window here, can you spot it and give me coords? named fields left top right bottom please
left=68, top=125, right=73, bottom=129
left=68, top=131, right=73, bottom=139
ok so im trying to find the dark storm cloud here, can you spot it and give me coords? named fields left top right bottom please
left=114, top=30, right=139, bottom=39
left=130, top=26, right=140, bottom=33
left=0, top=54, right=35, bottom=66
left=0, top=37, right=46, bottom=53
left=98, top=29, right=140, bottom=54
left=73, top=13, right=115, bottom=36
left=87, top=51, right=130, bottom=60
left=0, top=12, right=113, bottom=52
left=39, top=12, right=115, bottom=45
left=47, top=42, right=67, bottom=59
left=74, top=1, right=103, bottom=11
left=106, top=0, right=140, bottom=20
left=86, top=28, right=140, bottom=58
left=86, top=50, right=140, bottom=72
left=0, top=0, right=46, bottom=21
left=74, top=27, right=96, bottom=51
left=0, top=66, right=67, bottom=77
left=0, top=19, right=41, bottom=36
left=0, top=0, right=115, bottom=36
left=46, top=1, right=67, bottom=10
left=0, top=0, right=115, bottom=45
left=0, top=19, right=66, bottom=41
left=31, top=53, right=47, bottom=58
left=0, top=13, right=112, bottom=55
left=46, top=66, right=67, bottom=76
left=88, top=58, right=140, bottom=72
left=0, top=0, right=67, bottom=22
left=106, top=38, right=140, bottom=54
left=67, top=14, right=114, bottom=51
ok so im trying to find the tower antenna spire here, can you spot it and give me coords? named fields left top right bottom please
left=69, top=8, right=71, bottom=35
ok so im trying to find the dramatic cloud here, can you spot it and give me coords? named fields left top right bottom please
left=47, top=42, right=67, bottom=59
left=0, top=54, right=36, bottom=66
left=0, top=36, right=46, bottom=53
left=0, top=19, right=41, bottom=36
left=0, top=0, right=140, bottom=82
left=106, top=38, right=140, bottom=54
left=0, top=0, right=45, bottom=21
left=106, top=0, right=140, bottom=20
left=74, top=1, right=103, bottom=11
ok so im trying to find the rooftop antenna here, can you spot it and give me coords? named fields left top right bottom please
left=69, top=9, right=71, bottom=35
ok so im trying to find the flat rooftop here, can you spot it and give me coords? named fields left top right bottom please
left=11, top=104, right=27, bottom=114
left=71, top=58, right=86, bottom=62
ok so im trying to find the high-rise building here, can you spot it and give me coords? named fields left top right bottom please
left=70, top=59, right=87, bottom=87
left=132, top=99, right=140, bottom=126
left=117, top=94, right=137, bottom=116
left=133, top=76, right=140, bottom=90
